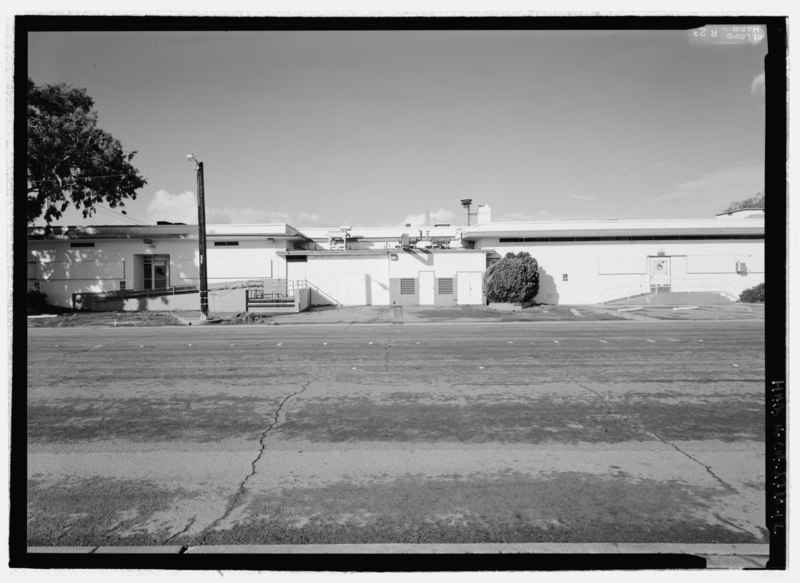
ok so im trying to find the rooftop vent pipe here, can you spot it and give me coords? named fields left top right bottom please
left=461, top=198, right=473, bottom=226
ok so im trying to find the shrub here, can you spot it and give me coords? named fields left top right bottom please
left=739, top=282, right=765, bottom=303
left=27, top=289, right=49, bottom=314
left=484, top=251, right=540, bottom=304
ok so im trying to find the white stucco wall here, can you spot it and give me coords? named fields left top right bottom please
left=304, top=255, right=391, bottom=306
left=28, top=236, right=286, bottom=308
left=207, top=239, right=282, bottom=283
left=297, top=250, right=486, bottom=306
left=28, top=238, right=199, bottom=308
left=482, top=239, right=764, bottom=304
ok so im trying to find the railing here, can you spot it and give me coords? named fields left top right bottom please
left=598, top=281, right=650, bottom=304
left=669, top=277, right=740, bottom=301
left=81, top=284, right=200, bottom=301
left=598, top=277, right=743, bottom=304
left=245, top=279, right=308, bottom=300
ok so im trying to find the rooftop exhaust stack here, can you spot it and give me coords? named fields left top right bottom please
left=461, top=198, right=473, bottom=226
left=477, top=204, right=491, bottom=225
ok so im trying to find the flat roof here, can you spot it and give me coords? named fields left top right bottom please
left=462, top=218, right=764, bottom=239
left=28, top=217, right=764, bottom=241
left=27, top=223, right=304, bottom=240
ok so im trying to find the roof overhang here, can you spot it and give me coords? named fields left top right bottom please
left=27, top=223, right=304, bottom=241
left=462, top=219, right=764, bottom=239
left=278, top=248, right=486, bottom=257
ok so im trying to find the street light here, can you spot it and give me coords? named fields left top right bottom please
left=186, top=154, right=209, bottom=319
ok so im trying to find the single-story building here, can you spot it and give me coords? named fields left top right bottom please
left=26, top=205, right=764, bottom=310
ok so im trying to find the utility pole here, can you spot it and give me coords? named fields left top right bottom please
left=187, top=154, right=209, bottom=319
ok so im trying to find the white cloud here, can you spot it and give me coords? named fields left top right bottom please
left=750, top=72, right=765, bottom=96
left=567, top=194, right=596, bottom=201
left=296, top=212, right=331, bottom=226
left=207, top=207, right=290, bottom=225
left=145, top=189, right=198, bottom=224
left=397, top=208, right=455, bottom=227
left=648, top=165, right=763, bottom=205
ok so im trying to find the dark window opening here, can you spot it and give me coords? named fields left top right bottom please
left=213, top=241, right=239, bottom=246
left=286, top=255, right=308, bottom=263
left=70, top=242, right=95, bottom=248
left=497, top=234, right=763, bottom=243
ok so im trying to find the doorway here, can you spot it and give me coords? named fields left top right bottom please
left=649, top=256, right=671, bottom=293
left=143, top=255, right=170, bottom=290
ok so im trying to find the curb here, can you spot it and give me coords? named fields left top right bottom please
left=29, top=542, right=770, bottom=563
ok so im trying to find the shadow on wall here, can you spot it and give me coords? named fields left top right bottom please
left=535, top=267, right=560, bottom=305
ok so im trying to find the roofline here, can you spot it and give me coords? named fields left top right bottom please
left=278, top=249, right=486, bottom=257
left=714, top=207, right=765, bottom=216
left=27, top=223, right=304, bottom=240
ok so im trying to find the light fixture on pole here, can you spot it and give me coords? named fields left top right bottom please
left=186, top=154, right=209, bottom=320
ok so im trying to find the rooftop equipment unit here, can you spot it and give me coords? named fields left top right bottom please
left=461, top=198, right=473, bottom=226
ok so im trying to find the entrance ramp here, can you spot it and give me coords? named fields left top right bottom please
left=604, top=291, right=735, bottom=306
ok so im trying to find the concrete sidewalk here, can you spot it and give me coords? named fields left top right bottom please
left=171, top=302, right=765, bottom=327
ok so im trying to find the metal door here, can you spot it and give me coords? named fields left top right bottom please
left=419, top=271, right=435, bottom=305
left=456, top=271, right=483, bottom=305
left=649, top=257, right=671, bottom=292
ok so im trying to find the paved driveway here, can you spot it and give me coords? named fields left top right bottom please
left=26, top=320, right=766, bottom=547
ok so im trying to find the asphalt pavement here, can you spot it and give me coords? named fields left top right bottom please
left=25, top=318, right=767, bottom=564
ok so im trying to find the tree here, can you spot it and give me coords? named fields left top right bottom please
left=723, top=192, right=765, bottom=213
left=739, top=282, right=765, bottom=303
left=484, top=251, right=540, bottom=304
left=27, top=78, right=146, bottom=228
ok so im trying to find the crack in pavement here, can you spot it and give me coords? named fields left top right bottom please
left=196, top=379, right=313, bottom=543
left=564, top=372, right=738, bottom=495
left=161, top=516, right=197, bottom=546
left=384, top=329, right=392, bottom=373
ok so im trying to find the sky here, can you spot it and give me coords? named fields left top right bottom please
left=26, top=24, right=768, bottom=228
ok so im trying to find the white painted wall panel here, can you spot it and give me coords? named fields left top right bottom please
left=208, top=241, right=279, bottom=282
left=39, top=260, right=125, bottom=280
left=597, top=255, right=647, bottom=274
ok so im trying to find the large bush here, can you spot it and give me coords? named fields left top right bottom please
left=484, top=251, right=540, bottom=304
left=739, top=282, right=765, bottom=303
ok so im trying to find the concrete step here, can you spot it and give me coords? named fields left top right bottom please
left=247, top=305, right=298, bottom=314
left=247, top=298, right=295, bottom=306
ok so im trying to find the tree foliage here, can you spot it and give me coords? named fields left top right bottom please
left=27, top=78, right=146, bottom=228
left=484, top=251, right=540, bottom=304
left=723, top=192, right=765, bottom=213
left=739, top=282, right=765, bottom=303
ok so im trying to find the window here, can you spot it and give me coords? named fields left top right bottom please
left=213, top=241, right=239, bottom=246
left=438, top=278, right=454, bottom=294
left=400, top=278, right=415, bottom=295
left=562, top=274, right=568, bottom=282
left=33, top=281, right=40, bottom=292
left=120, top=281, right=126, bottom=291
left=70, top=242, right=95, bottom=248
left=286, top=255, right=308, bottom=263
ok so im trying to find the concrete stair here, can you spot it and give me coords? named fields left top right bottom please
left=246, top=297, right=298, bottom=314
